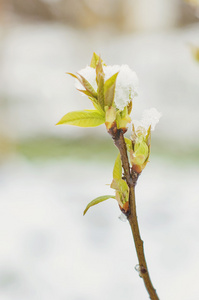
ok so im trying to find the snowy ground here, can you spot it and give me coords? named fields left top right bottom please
left=0, top=156, right=198, bottom=300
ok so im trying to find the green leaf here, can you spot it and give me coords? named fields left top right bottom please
left=67, top=72, right=97, bottom=99
left=120, top=106, right=128, bottom=119
left=88, top=97, right=105, bottom=115
left=97, top=73, right=105, bottom=110
left=77, top=89, right=94, bottom=98
left=56, top=110, right=105, bottom=127
left=133, top=139, right=149, bottom=165
left=83, top=195, right=115, bottom=215
left=75, top=88, right=104, bottom=115
left=145, top=125, right=151, bottom=158
left=90, top=53, right=100, bottom=68
left=77, top=74, right=98, bottom=99
left=90, top=53, right=106, bottom=68
left=66, top=72, right=78, bottom=79
left=105, top=106, right=116, bottom=129
left=110, top=178, right=129, bottom=204
left=113, top=153, right=122, bottom=180
left=104, top=72, right=119, bottom=107
left=95, top=57, right=105, bottom=110
left=111, top=178, right=129, bottom=193
left=127, top=100, right=133, bottom=114
left=96, top=57, right=104, bottom=79
left=145, top=125, right=151, bottom=146
left=124, top=138, right=132, bottom=152
left=116, top=111, right=131, bottom=129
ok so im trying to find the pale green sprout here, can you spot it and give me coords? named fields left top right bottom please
left=110, top=153, right=130, bottom=213
left=130, top=108, right=161, bottom=173
left=57, top=53, right=138, bottom=131
left=56, top=53, right=160, bottom=215
left=130, top=125, right=151, bottom=174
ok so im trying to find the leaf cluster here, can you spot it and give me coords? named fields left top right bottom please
left=57, top=53, right=119, bottom=128
left=56, top=53, right=153, bottom=215
left=57, top=53, right=132, bottom=131
left=130, top=125, right=151, bottom=173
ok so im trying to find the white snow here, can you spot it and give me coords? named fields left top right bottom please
left=75, top=66, right=97, bottom=92
left=133, top=107, right=162, bottom=133
left=110, top=64, right=139, bottom=110
left=141, top=108, right=162, bottom=131
left=118, top=212, right=127, bottom=222
left=75, top=64, right=139, bottom=110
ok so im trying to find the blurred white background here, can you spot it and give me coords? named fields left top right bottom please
left=0, top=1, right=199, bottom=299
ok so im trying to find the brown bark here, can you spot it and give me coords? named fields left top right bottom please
left=109, top=128, right=159, bottom=300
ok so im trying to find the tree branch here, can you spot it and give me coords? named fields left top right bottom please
left=109, top=127, right=159, bottom=300
left=128, top=187, right=159, bottom=300
left=110, top=128, right=133, bottom=186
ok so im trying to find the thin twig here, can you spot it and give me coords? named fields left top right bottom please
left=110, top=128, right=133, bottom=186
left=128, top=187, right=159, bottom=300
left=109, top=127, right=159, bottom=300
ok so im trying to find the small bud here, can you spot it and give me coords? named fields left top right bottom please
left=130, top=108, right=161, bottom=173
left=116, top=106, right=131, bottom=130
left=111, top=178, right=129, bottom=213
left=104, top=65, right=138, bottom=110
left=105, top=106, right=117, bottom=130
left=130, top=126, right=151, bottom=174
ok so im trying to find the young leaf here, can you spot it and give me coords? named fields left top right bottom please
left=76, top=89, right=92, bottom=97
left=88, top=97, right=105, bottom=115
left=90, top=53, right=100, bottom=68
left=56, top=110, right=105, bottom=127
left=110, top=178, right=129, bottom=205
left=97, top=73, right=105, bottom=110
left=96, top=57, right=104, bottom=78
left=113, top=153, right=122, bottom=180
left=90, top=53, right=106, bottom=68
left=145, top=125, right=151, bottom=147
left=132, top=139, right=149, bottom=166
left=75, top=88, right=104, bottom=115
left=104, top=72, right=119, bottom=107
left=124, top=138, right=132, bottom=152
left=66, top=72, right=78, bottom=80
left=105, top=106, right=116, bottom=129
left=77, top=74, right=98, bottom=99
left=145, top=125, right=151, bottom=158
left=111, top=178, right=129, bottom=194
left=83, top=195, right=115, bottom=215
left=95, top=57, right=105, bottom=109
left=67, top=72, right=98, bottom=99
left=116, top=114, right=131, bottom=130
left=120, top=106, right=128, bottom=119
left=127, top=100, right=133, bottom=114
